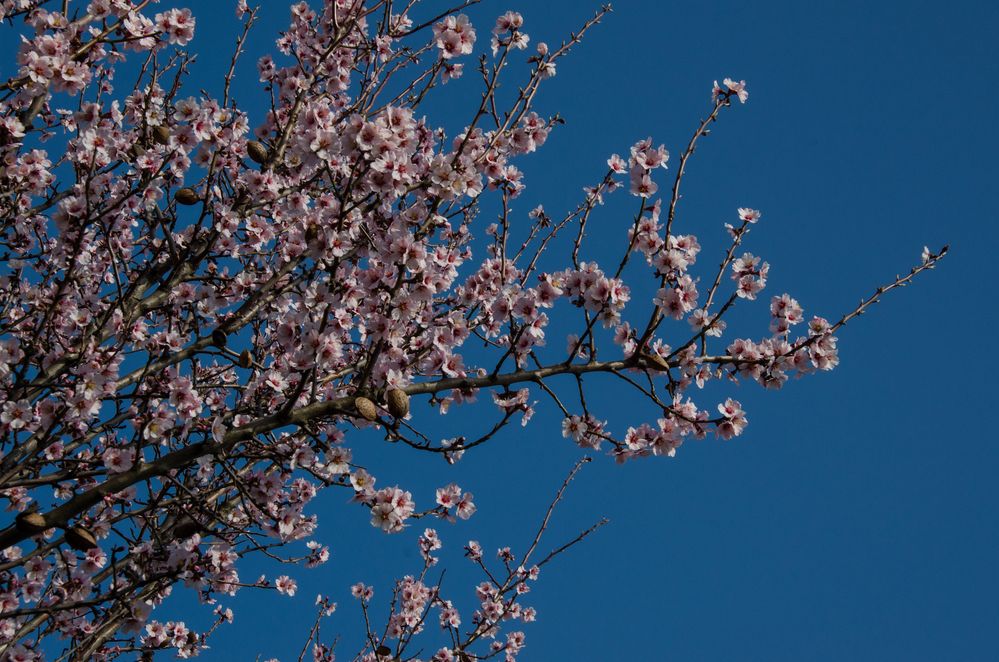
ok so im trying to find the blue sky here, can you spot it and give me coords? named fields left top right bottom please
left=149, top=0, right=998, bottom=659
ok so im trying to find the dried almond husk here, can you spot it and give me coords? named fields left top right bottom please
left=385, top=388, right=410, bottom=418
left=355, top=396, right=378, bottom=421
left=65, top=526, right=98, bottom=551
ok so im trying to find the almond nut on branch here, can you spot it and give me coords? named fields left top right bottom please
left=385, top=388, right=410, bottom=418
left=354, top=396, right=378, bottom=421
left=65, top=526, right=98, bottom=551
left=211, top=329, right=228, bottom=348
left=14, top=511, right=47, bottom=535
left=174, top=187, right=200, bottom=205
left=151, top=125, right=171, bottom=146
left=246, top=140, right=270, bottom=165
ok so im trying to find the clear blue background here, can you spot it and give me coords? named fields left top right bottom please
left=147, top=1, right=997, bottom=659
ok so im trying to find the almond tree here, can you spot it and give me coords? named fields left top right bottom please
left=0, top=1, right=947, bottom=659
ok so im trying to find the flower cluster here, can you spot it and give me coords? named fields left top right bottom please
left=713, top=77, right=750, bottom=104
left=436, top=484, right=476, bottom=521
left=561, top=414, right=610, bottom=451
left=559, top=263, right=631, bottom=326
left=367, top=487, right=416, bottom=533
left=732, top=252, right=770, bottom=300
left=625, top=138, right=670, bottom=197
left=434, top=14, right=476, bottom=59
left=491, top=11, right=530, bottom=55
left=142, top=621, right=199, bottom=659
left=348, top=524, right=552, bottom=662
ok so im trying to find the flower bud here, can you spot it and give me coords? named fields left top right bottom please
left=375, top=646, right=392, bottom=658
left=211, top=329, right=227, bottom=348
left=65, top=526, right=98, bottom=551
left=354, top=396, right=378, bottom=421
left=385, top=388, right=409, bottom=418
left=174, top=187, right=200, bottom=205
left=238, top=349, right=254, bottom=368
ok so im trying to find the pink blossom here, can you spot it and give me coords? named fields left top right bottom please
left=102, top=446, right=136, bottom=474
left=434, top=14, right=476, bottom=59
left=1, top=400, right=33, bottom=430
left=275, top=575, right=297, bottom=596
left=154, top=8, right=196, bottom=46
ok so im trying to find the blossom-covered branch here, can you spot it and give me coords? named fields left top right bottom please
left=0, top=0, right=943, bottom=659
